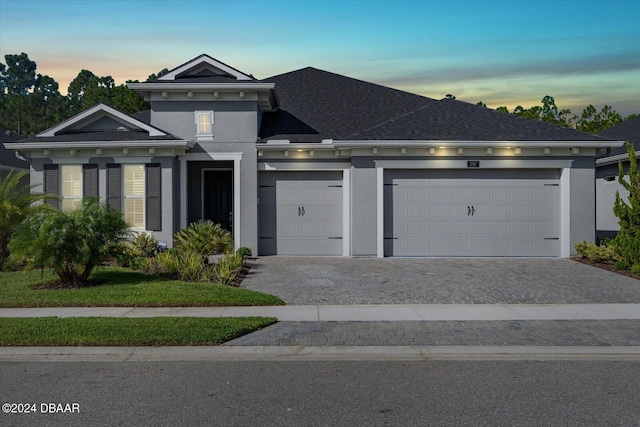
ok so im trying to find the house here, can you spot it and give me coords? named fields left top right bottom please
left=0, top=126, right=29, bottom=180
left=596, top=115, right=640, bottom=240
left=4, top=54, right=624, bottom=257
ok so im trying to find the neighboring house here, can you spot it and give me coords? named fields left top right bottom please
left=4, top=54, right=624, bottom=257
left=0, top=127, right=29, bottom=181
left=596, top=115, right=640, bottom=240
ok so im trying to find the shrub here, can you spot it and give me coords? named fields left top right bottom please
left=0, top=170, right=51, bottom=270
left=129, top=233, right=159, bottom=258
left=212, top=252, right=245, bottom=286
left=632, top=265, right=640, bottom=277
left=613, top=142, right=640, bottom=265
left=614, top=259, right=631, bottom=271
left=9, top=198, right=129, bottom=286
left=175, top=251, right=206, bottom=282
left=237, top=247, right=253, bottom=259
left=157, top=249, right=180, bottom=275
left=574, top=240, right=618, bottom=263
left=174, top=220, right=233, bottom=257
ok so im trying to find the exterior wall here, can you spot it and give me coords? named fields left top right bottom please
left=151, top=101, right=259, bottom=143
left=596, top=162, right=629, bottom=238
left=350, top=160, right=379, bottom=256
left=570, top=167, right=596, bottom=251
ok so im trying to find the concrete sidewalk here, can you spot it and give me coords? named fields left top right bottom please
left=2, top=303, right=640, bottom=321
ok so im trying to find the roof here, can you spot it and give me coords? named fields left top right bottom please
left=0, top=127, right=29, bottom=170
left=149, top=53, right=256, bottom=83
left=259, top=67, right=612, bottom=143
left=598, top=115, right=640, bottom=157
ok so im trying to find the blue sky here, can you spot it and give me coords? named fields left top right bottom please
left=1, top=0, right=639, bottom=116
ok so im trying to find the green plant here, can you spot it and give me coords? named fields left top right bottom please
left=175, top=250, right=206, bottom=282
left=9, top=198, right=129, bottom=286
left=614, top=259, right=631, bottom=270
left=237, top=246, right=253, bottom=259
left=0, top=170, right=51, bottom=270
left=157, top=249, right=180, bottom=275
left=212, top=252, right=245, bottom=286
left=574, top=240, right=618, bottom=263
left=129, top=232, right=159, bottom=258
left=632, top=265, right=640, bottom=277
left=613, top=142, right=640, bottom=265
left=174, top=220, right=233, bottom=257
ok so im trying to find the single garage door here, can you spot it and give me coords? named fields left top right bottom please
left=259, top=171, right=343, bottom=256
left=384, top=169, right=560, bottom=257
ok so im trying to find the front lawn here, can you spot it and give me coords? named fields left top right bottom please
left=0, top=317, right=277, bottom=346
left=0, top=267, right=284, bottom=307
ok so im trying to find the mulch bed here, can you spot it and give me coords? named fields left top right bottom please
left=572, top=257, right=640, bottom=280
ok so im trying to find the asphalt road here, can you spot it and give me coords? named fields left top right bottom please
left=1, top=361, right=639, bottom=426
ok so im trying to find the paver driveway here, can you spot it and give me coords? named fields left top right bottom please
left=240, top=257, right=640, bottom=305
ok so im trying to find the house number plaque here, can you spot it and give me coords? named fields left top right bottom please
left=467, top=161, right=480, bottom=168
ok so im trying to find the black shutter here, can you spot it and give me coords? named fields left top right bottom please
left=145, top=163, right=161, bottom=231
left=43, top=164, right=59, bottom=208
left=106, top=164, right=121, bottom=211
left=82, top=164, right=98, bottom=199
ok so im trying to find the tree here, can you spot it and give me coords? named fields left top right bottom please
left=576, top=104, right=623, bottom=133
left=0, top=53, right=38, bottom=134
left=0, top=171, right=50, bottom=270
left=112, top=83, right=149, bottom=114
left=613, top=142, right=640, bottom=266
left=496, top=106, right=510, bottom=114
left=476, top=101, right=487, bottom=108
left=444, top=94, right=456, bottom=100
left=9, top=198, right=129, bottom=286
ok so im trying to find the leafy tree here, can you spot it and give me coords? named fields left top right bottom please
left=496, top=106, right=510, bottom=114
left=9, top=198, right=129, bottom=286
left=576, top=104, right=623, bottom=133
left=613, top=142, right=640, bottom=265
left=0, top=53, right=38, bottom=134
left=147, top=68, right=170, bottom=81
left=476, top=101, right=487, bottom=108
left=444, top=94, right=456, bottom=100
left=0, top=171, right=50, bottom=270
left=113, top=83, right=149, bottom=114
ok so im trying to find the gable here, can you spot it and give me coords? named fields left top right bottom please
left=157, top=54, right=254, bottom=82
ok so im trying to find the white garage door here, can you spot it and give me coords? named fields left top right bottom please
left=384, top=169, right=560, bottom=257
left=259, top=171, right=343, bottom=256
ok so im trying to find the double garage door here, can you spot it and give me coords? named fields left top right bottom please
left=259, top=171, right=343, bottom=256
left=384, top=169, right=560, bottom=257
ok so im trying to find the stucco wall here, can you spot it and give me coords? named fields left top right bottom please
left=350, top=166, right=378, bottom=256
left=570, top=167, right=596, bottom=250
left=151, top=101, right=259, bottom=143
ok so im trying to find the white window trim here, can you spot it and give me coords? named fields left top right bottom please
left=195, top=111, right=214, bottom=141
left=60, top=165, right=83, bottom=212
left=123, top=164, right=146, bottom=231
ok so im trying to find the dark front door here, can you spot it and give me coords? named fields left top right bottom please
left=203, top=170, right=233, bottom=231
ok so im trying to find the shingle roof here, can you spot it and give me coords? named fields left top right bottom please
left=19, top=130, right=179, bottom=143
left=0, top=127, right=29, bottom=169
left=259, top=67, right=612, bottom=143
left=598, top=115, right=640, bottom=157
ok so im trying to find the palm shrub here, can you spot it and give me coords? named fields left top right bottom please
left=212, top=251, right=245, bottom=286
left=613, top=142, right=640, bottom=265
left=174, top=220, right=233, bottom=257
left=9, top=198, right=129, bottom=286
left=0, top=171, right=50, bottom=270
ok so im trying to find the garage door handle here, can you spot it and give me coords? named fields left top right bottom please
left=468, top=206, right=471, bottom=216
left=301, top=207, right=305, bottom=216
left=471, top=206, right=475, bottom=216
left=298, top=207, right=301, bottom=216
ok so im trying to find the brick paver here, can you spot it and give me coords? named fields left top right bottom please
left=225, top=320, right=640, bottom=347
left=242, top=258, right=640, bottom=305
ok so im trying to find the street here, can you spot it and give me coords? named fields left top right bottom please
left=2, top=360, right=639, bottom=426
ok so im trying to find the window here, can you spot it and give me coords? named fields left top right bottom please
left=124, top=165, right=145, bottom=228
left=195, top=111, right=214, bottom=139
left=60, top=165, right=82, bottom=211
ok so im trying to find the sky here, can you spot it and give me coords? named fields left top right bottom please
left=1, top=0, right=639, bottom=116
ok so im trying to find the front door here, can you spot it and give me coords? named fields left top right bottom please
left=203, top=170, right=233, bottom=231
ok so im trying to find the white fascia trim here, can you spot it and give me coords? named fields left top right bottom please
left=373, top=159, right=574, bottom=169
left=333, top=140, right=625, bottom=149
left=596, top=151, right=640, bottom=166
left=258, top=143, right=335, bottom=150
left=182, top=152, right=244, bottom=162
left=128, top=82, right=275, bottom=91
left=38, top=103, right=167, bottom=137
left=157, top=56, right=254, bottom=81
left=6, top=140, right=193, bottom=151
left=258, top=162, right=350, bottom=171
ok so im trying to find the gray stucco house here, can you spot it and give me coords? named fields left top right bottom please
left=4, top=54, right=624, bottom=257
left=596, top=115, right=640, bottom=240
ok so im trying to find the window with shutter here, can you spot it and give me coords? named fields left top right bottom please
left=60, top=165, right=83, bottom=211
left=124, top=164, right=145, bottom=229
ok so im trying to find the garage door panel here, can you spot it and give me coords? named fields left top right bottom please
left=259, top=171, right=343, bottom=256
left=385, top=169, right=559, bottom=257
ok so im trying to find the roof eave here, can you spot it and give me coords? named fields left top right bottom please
left=596, top=150, right=640, bottom=166
left=4, top=140, right=194, bottom=151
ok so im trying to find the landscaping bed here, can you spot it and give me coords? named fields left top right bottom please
left=572, top=257, right=640, bottom=280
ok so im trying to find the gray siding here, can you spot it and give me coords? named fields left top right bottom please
left=350, top=166, right=378, bottom=256
left=570, top=167, right=596, bottom=251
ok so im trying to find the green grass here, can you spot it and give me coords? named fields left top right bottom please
left=0, top=267, right=284, bottom=307
left=0, top=317, right=277, bottom=346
